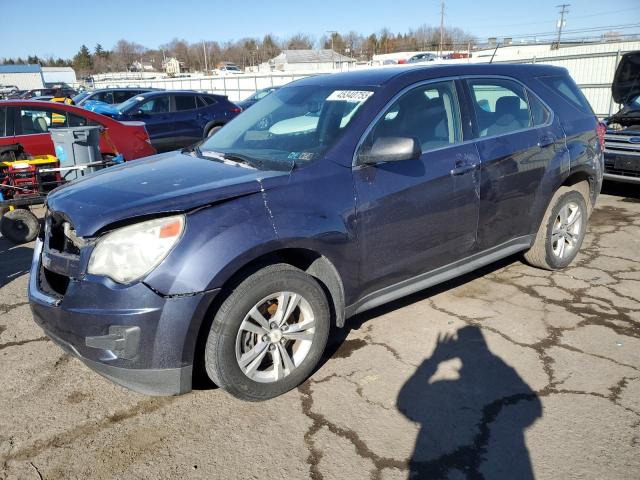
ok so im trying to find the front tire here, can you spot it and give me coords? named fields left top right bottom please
left=524, top=188, right=588, bottom=270
left=0, top=209, right=39, bottom=244
left=204, top=264, right=330, bottom=401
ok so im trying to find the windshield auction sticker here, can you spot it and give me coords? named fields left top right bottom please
left=326, top=90, right=374, bottom=102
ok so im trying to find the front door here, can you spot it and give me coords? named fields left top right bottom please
left=354, top=80, right=480, bottom=298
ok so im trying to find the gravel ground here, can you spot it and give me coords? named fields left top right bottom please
left=1, top=183, right=639, bottom=480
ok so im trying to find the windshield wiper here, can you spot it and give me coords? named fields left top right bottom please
left=222, top=152, right=262, bottom=169
left=182, top=145, right=203, bottom=158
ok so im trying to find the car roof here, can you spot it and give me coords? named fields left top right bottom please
left=0, top=99, right=118, bottom=122
left=130, top=90, right=227, bottom=100
left=91, top=87, right=157, bottom=92
left=290, top=63, right=567, bottom=88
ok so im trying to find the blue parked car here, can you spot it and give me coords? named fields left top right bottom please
left=235, top=86, right=280, bottom=110
left=72, top=87, right=159, bottom=107
left=30, top=64, right=602, bottom=400
left=92, top=90, right=242, bottom=151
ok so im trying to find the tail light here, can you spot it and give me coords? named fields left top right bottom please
left=229, top=107, right=242, bottom=113
left=596, top=122, right=606, bottom=150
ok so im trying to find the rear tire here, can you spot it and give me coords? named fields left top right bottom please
left=524, top=188, right=587, bottom=270
left=0, top=209, right=40, bottom=244
left=204, top=263, right=330, bottom=401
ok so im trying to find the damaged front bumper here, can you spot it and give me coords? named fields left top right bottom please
left=28, top=239, right=219, bottom=396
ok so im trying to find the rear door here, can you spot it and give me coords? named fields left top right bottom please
left=464, top=77, right=559, bottom=251
left=135, top=95, right=173, bottom=150
left=172, top=94, right=201, bottom=146
left=354, top=80, right=480, bottom=298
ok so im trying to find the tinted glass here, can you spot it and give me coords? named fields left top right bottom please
left=93, top=91, right=114, bottom=103
left=68, top=113, right=98, bottom=127
left=539, top=75, right=594, bottom=115
left=527, top=91, right=551, bottom=126
left=361, top=81, right=461, bottom=153
left=199, top=96, right=216, bottom=105
left=0, top=108, right=5, bottom=137
left=468, top=79, right=531, bottom=137
left=175, top=95, right=197, bottom=111
left=113, top=90, right=137, bottom=104
left=139, top=96, right=170, bottom=114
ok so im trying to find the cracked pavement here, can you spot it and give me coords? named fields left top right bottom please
left=1, top=184, right=639, bottom=480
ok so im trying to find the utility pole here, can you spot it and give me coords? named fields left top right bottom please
left=439, top=1, right=445, bottom=58
left=202, top=41, right=208, bottom=74
left=555, top=4, right=570, bottom=49
left=327, top=30, right=337, bottom=70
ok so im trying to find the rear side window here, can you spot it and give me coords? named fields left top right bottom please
left=538, top=75, right=594, bottom=115
left=199, top=96, right=216, bottom=106
left=175, top=95, right=197, bottom=111
left=93, top=91, right=114, bottom=104
left=527, top=91, right=551, bottom=126
left=467, top=79, right=531, bottom=137
left=139, top=96, right=170, bottom=114
left=113, top=91, right=136, bottom=104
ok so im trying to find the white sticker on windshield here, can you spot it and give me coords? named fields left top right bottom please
left=326, top=90, right=373, bottom=102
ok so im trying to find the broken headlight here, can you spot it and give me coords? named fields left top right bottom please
left=88, top=215, right=185, bottom=284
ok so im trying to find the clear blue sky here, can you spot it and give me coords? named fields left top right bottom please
left=1, top=0, right=639, bottom=58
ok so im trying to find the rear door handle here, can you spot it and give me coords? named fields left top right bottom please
left=538, top=135, right=555, bottom=147
left=450, top=163, right=478, bottom=176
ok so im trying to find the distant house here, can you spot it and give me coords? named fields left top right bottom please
left=265, top=49, right=357, bottom=72
left=131, top=61, right=155, bottom=72
left=162, top=57, right=186, bottom=76
left=0, top=64, right=45, bottom=90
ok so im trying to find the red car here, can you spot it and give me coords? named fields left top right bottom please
left=0, top=100, right=156, bottom=160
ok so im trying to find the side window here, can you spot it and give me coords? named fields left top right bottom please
left=93, top=91, right=114, bottom=104
left=0, top=108, right=6, bottom=137
left=113, top=91, right=134, bottom=104
left=361, top=80, right=461, bottom=154
left=199, top=96, right=216, bottom=106
left=527, top=91, right=551, bottom=126
left=139, top=96, right=170, bottom=114
left=19, top=108, right=68, bottom=133
left=174, top=95, right=197, bottom=111
left=468, top=79, right=531, bottom=137
left=68, top=113, right=98, bottom=127
left=538, top=75, right=594, bottom=115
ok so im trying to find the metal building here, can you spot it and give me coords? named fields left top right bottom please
left=0, top=64, right=45, bottom=90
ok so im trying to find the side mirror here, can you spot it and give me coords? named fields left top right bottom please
left=358, top=136, right=422, bottom=165
left=128, top=109, right=144, bottom=117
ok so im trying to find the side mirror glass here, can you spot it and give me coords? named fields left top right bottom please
left=358, top=137, right=422, bottom=165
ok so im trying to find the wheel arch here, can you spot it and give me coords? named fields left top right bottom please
left=190, top=247, right=346, bottom=387
left=203, top=120, right=225, bottom=137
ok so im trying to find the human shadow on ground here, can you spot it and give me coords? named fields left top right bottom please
left=397, top=326, right=542, bottom=479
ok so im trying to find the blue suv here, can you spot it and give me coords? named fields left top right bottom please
left=29, top=64, right=603, bottom=400
left=93, top=90, right=241, bottom=151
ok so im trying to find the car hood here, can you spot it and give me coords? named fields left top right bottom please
left=612, top=51, right=640, bottom=105
left=47, top=151, right=289, bottom=236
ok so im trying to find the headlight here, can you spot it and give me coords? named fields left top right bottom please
left=88, top=215, right=185, bottom=284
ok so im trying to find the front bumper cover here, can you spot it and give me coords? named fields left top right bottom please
left=28, top=239, right=219, bottom=396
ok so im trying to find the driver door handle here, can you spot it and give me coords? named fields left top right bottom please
left=450, top=163, right=478, bottom=176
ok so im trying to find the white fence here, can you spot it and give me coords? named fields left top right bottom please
left=92, top=48, right=635, bottom=117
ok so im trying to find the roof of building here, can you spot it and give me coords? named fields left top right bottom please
left=272, top=49, right=357, bottom=64
left=0, top=64, right=42, bottom=74
left=41, top=66, right=75, bottom=72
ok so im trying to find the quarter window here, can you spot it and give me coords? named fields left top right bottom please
left=527, top=91, right=551, bottom=126
left=468, top=79, right=531, bottom=137
left=538, top=75, right=594, bottom=115
left=361, top=81, right=461, bottom=155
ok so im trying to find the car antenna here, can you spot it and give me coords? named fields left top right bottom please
left=489, top=43, right=501, bottom=64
